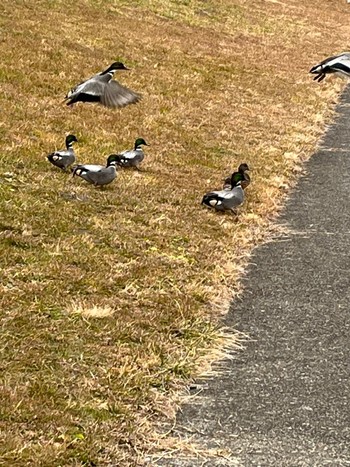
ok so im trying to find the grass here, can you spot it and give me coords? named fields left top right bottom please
left=0, top=0, right=349, bottom=465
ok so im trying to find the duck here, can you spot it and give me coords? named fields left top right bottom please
left=65, top=62, right=141, bottom=108
left=202, top=181, right=244, bottom=214
left=47, top=134, right=78, bottom=171
left=310, top=52, right=350, bottom=82
left=223, top=163, right=250, bottom=190
left=112, top=138, right=149, bottom=170
left=72, top=154, right=119, bottom=186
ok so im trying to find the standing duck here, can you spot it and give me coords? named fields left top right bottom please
left=72, top=154, right=119, bottom=186
left=202, top=181, right=244, bottom=214
left=47, top=134, right=78, bottom=171
left=310, top=52, right=350, bottom=82
left=65, top=62, right=141, bottom=108
left=112, top=138, right=148, bottom=170
left=223, top=163, right=250, bottom=190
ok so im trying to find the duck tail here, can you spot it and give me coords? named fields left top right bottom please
left=202, top=194, right=216, bottom=207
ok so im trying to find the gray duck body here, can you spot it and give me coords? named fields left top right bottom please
left=202, top=182, right=244, bottom=212
left=117, top=149, right=144, bottom=168
left=114, top=138, right=148, bottom=169
left=73, top=155, right=119, bottom=186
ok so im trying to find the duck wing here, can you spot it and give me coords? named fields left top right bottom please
left=50, top=148, right=70, bottom=158
left=120, top=150, right=141, bottom=160
left=73, top=164, right=104, bottom=173
left=100, top=80, right=142, bottom=108
left=323, top=52, right=350, bottom=65
left=69, top=71, right=111, bottom=94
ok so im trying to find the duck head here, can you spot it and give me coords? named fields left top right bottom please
left=105, top=62, right=129, bottom=74
left=238, top=163, right=249, bottom=173
left=65, top=134, right=78, bottom=148
left=134, top=138, right=148, bottom=149
left=106, top=154, right=120, bottom=167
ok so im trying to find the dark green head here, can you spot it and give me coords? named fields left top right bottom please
left=231, top=171, right=244, bottom=185
left=107, top=154, right=120, bottom=166
left=65, top=134, right=78, bottom=148
left=134, top=138, right=148, bottom=149
left=231, top=163, right=251, bottom=189
left=230, top=163, right=249, bottom=186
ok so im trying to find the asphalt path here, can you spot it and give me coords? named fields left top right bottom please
left=155, top=87, right=350, bottom=466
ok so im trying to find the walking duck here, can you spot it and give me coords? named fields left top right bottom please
left=202, top=181, right=244, bottom=214
left=112, top=138, right=148, bottom=170
left=73, top=154, right=119, bottom=186
left=66, top=62, right=141, bottom=108
left=47, top=135, right=78, bottom=171
left=223, top=163, right=250, bottom=190
left=310, top=52, right=350, bottom=82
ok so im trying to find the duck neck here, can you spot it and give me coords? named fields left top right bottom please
left=101, top=66, right=117, bottom=77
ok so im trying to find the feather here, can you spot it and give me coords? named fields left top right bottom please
left=101, top=81, right=141, bottom=108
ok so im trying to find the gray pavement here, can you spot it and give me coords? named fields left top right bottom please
left=155, top=88, right=350, bottom=466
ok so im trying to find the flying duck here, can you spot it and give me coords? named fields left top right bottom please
left=223, top=163, right=250, bottom=190
left=72, top=154, right=119, bottom=186
left=310, top=52, right=350, bottom=82
left=112, top=138, right=148, bottom=169
left=202, top=181, right=244, bottom=214
left=47, top=134, right=78, bottom=170
left=65, top=62, right=141, bottom=108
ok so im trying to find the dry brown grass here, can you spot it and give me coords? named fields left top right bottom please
left=1, top=0, right=350, bottom=465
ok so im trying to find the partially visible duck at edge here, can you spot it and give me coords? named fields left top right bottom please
left=310, top=52, right=350, bottom=82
